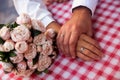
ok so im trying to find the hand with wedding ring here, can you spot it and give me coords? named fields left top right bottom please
left=47, top=7, right=103, bottom=61
left=46, top=21, right=103, bottom=61
left=57, top=7, right=93, bottom=59
left=77, top=34, right=103, bottom=61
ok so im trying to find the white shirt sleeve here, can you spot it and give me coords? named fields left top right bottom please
left=72, top=0, right=98, bottom=15
left=13, top=0, right=54, bottom=27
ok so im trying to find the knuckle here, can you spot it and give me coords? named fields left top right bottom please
left=90, top=45, right=94, bottom=50
left=63, top=42, right=67, bottom=46
left=84, top=49, right=89, bottom=55
left=82, top=56, right=91, bottom=61
left=83, top=58, right=91, bottom=61
left=81, top=55, right=90, bottom=61
left=69, top=40, right=75, bottom=46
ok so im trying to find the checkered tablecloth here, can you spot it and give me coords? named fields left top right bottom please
left=0, top=0, right=120, bottom=80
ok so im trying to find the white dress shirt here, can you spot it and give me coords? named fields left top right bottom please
left=13, top=0, right=98, bottom=27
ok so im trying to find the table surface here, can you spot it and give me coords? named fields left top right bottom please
left=0, top=0, right=120, bottom=80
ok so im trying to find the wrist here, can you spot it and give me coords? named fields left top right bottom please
left=73, top=6, right=92, bottom=18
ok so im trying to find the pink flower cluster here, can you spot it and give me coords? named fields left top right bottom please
left=0, top=13, right=57, bottom=77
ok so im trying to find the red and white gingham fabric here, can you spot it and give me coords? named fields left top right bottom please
left=0, top=0, right=120, bottom=80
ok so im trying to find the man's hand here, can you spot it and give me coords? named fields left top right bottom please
left=57, top=7, right=93, bottom=58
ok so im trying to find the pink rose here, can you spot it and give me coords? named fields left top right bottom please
left=32, top=19, right=46, bottom=32
left=2, top=62, right=13, bottom=73
left=10, top=25, right=30, bottom=42
left=15, top=41, right=28, bottom=53
left=24, top=43, right=37, bottom=60
left=41, top=41, right=53, bottom=55
left=27, top=59, right=38, bottom=70
left=16, top=13, right=32, bottom=29
left=10, top=51, right=23, bottom=63
left=33, top=34, right=46, bottom=45
left=37, top=45, right=42, bottom=52
left=37, top=55, right=51, bottom=71
left=0, top=26, right=10, bottom=40
left=17, top=60, right=27, bottom=72
left=3, top=40, right=15, bottom=52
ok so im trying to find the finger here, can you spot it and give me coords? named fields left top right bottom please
left=63, top=0, right=68, bottom=2
left=77, top=46, right=101, bottom=60
left=77, top=51, right=93, bottom=61
left=69, top=32, right=79, bottom=58
left=79, top=34, right=101, bottom=49
left=77, top=39, right=103, bottom=58
left=57, top=30, right=65, bottom=54
left=55, top=0, right=58, bottom=2
left=57, top=30, right=62, bottom=52
left=63, top=31, right=71, bottom=56
left=57, top=0, right=62, bottom=3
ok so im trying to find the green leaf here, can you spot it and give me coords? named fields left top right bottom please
left=4, top=58, right=9, bottom=62
left=0, top=37, right=5, bottom=44
left=8, top=22, right=19, bottom=29
left=34, top=70, right=42, bottom=74
left=30, top=29, right=41, bottom=37
left=0, top=52, right=4, bottom=57
left=44, top=69, right=49, bottom=73
left=33, top=53, right=39, bottom=65
left=13, top=22, right=19, bottom=28
left=2, top=58, right=9, bottom=62
left=34, top=68, right=49, bottom=74
left=0, top=24, right=5, bottom=29
left=0, top=52, right=5, bottom=61
left=9, top=51, right=17, bottom=57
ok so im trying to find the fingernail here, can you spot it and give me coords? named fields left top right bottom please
left=72, top=56, right=75, bottom=59
left=96, top=58, right=101, bottom=60
left=66, top=54, right=70, bottom=57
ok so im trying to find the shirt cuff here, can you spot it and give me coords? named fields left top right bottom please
left=72, top=0, right=98, bottom=15
left=41, top=15, right=54, bottom=27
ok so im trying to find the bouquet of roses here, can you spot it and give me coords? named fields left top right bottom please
left=0, top=13, right=58, bottom=77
